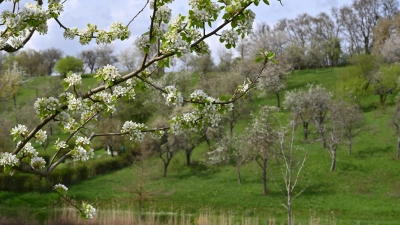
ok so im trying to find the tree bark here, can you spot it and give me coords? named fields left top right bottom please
left=275, top=92, right=281, bottom=109
left=303, top=122, right=309, bottom=141
left=262, top=159, right=268, bottom=195
left=330, top=148, right=336, bottom=172
left=186, top=150, right=191, bottom=166
left=348, top=136, right=352, bottom=155
left=236, top=166, right=242, bottom=184
left=163, top=162, right=169, bottom=178
left=397, top=137, right=400, bottom=159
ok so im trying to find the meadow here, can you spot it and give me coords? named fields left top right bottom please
left=1, top=67, right=400, bottom=224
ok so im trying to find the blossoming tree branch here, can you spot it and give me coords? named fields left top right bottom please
left=0, top=0, right=281, bottom=218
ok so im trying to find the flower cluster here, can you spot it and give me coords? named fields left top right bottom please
left=30, top=156, right=46, bottom=169
left=188, top=0, right=220, bottom=24
left=35, top=130, right=47, bottom=144
left=71, top=136, right=93, bottom=162
left=0, top=1, right=64, bottom=49
left=34, top=97, right=60, bottom=119
left=21, top=142, right=38, bottom=158
left=54, top=138, right=68, bottom=150
left=63, top=73, right=82, bottom=89
left=150, top=129, right=165, bottom=140
left=0, top=152, right=20, bottom=176
left=121, top=121, right=147, bottom=142
left=155, top=5, right=172, bottom=23
left=162, top=86, right=183, bottom=106
left=94, top=65, right=121, bottom=87
left=169, top=90, right=234, bottom=134
left=82, top=203, right=96, bottom=219
left=54, top=183, right=68, bottom=196
left=220, top=29, right=239, bottom=48
left=10, top=124, right=28, bottom=140
left=236, top=9, right=255, bottom=35
left=134, top=34, right=150, bottom=51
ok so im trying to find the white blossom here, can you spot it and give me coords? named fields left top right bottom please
left=0, top=152, right=20, bottom=167
left=10, top=124, right=28, bottom=137
left=55, top=138, right=68, bottom=150
left=72, top=146, right=93, bottom=162
left=30, top=156, right=46, bottom=169
left=21, top=142, right=38, bottom=158
left=64, top=73, right=82, bottom=87
left=82, top=203, right=96, bottom=219
left=54, top=183, right=68, bottom=195
left=35, top=130, right=47, bottom=144
left=162, top=85, right=183, bottom=106
left=121, top=121, right=147, bottom=142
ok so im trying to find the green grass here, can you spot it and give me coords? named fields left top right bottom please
left=2, top=67, right=400, bottom=224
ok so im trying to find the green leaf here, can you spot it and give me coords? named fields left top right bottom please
left=255, top=56, right=264, bottom=63
left=270, top=59, right=279, bottom=65
left=263, top=0, right=270, bottom=5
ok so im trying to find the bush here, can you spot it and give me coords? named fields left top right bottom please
left=0, top=151, right=134, bottom=192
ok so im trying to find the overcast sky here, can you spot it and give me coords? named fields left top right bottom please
left=10, top=0, right=350, bottom=57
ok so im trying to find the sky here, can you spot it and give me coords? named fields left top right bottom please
left=4, top=0, right=350, bottom=58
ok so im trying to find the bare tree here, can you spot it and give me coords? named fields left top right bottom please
left=273, top=121, right=308, bottom=225
left=96, top=44, right=118, bottom=68
left=40, top=48, right=63, bottom=75
left=118, top=46, right=140, bottom=72
left=79, top=49, right=97, bottom=73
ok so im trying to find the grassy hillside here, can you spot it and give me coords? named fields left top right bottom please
left=1, top=68, right=400, bottom=224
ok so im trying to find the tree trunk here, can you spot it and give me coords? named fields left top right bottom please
left=397, top=137, right=400, bottom=159
left=236, top=166, right=242, bottom=184
left=262, top=159, right=268, bottom=195
left=303, top=122, right=308, bottom=141
left=163, top=162, right=169, bottom=178
left=348, top=136, right=352, bottom=155
left=287, top=203, right=292, bottom=225
left=13, top=93, right=17, bottom=108
left=275, top=92, right=281, bottom=109
left=186, top=150, right=191, bottom=166
left=330, top=148, right=336, bottom=172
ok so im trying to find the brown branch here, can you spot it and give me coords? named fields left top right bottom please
left=127, top=0, right=150, bottom=27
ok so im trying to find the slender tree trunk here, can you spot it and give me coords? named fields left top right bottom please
left=13, top=93, right=17, bottom=108
left=262, top=159, right=268, bottom=195
left=330, top=148, right=336, bottom=172
left=303, top=122, right=308, bottom=141
left=348, top=136, right=352, bottom=155
left=275, top=92, right=281, bottom=109
left=186, top=150, right=191, bottom=166
left=287, top=203, right=292, bottom=225
left=163, top=162, right=169, bottom=178
left=397, top=137, right=400, bottom=159
left=236, top=165, right=242, bottom=184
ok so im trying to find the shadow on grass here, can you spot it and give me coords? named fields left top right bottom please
left=355, top=146, right=392, bottom=159
left=171, top=162, right=220, bottom=180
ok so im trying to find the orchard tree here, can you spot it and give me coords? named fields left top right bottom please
left=55, top=55, right=84, bottom=77
left=41, top=47, right=63, bottom=75
left=206, top=135, right=249, bottom=184
left=0, top=0, right=283, bottom=217
left=284, top=84, right=332, bottom=146
left=245, top=106, right=279, bottom=195
left=258, top=60, right=291, bottom=109
left=79, top=49, right=98, bottom=73
left=331, top=99, right=365, bottom=154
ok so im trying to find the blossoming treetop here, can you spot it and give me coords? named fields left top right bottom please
left=0, top=0, right=282, bottom=218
